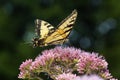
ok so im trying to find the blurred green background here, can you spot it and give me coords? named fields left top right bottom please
left=0, top=0, right=120, bottom=80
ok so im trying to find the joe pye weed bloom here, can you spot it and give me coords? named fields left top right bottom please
left=18, top=47, right=117, bottom=80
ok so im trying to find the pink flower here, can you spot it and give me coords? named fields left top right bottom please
left=30, top=50, right=56, bottom=70
left=18, top=59, right=32, bottom=79
left=100, top=69, right=116, bottom=79
left=53, top=47, right=81, bottom=60
left=55, top=73, right=76, bottom=80
left=110, top=78, right=118, bottom=80
left=75, top=74, right=104, bottom=80
left=77, top=51, right=108, bottom=74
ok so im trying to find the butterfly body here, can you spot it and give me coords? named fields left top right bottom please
left=32, top=10, right=77, bottom=47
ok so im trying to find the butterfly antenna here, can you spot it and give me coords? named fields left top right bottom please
left=24, top=42, right=33, bottom=47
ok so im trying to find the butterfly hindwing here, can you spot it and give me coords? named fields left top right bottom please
left=43, top=10, right=78, bottom=45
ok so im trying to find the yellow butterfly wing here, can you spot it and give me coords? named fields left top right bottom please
left=44, top=10, right=78, bottom=45
left=35, top=19, right=55, bottom=39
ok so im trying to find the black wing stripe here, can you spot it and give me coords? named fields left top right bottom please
left=44, top=22, right=49, bottom=25
left=35, top=20, right=41, bottom=36
left=69, top=16, right=77, bottom=22
left=69, top=19, right=75, bottom=23
left=64, top=24, right=73, bottom=28
left=47, top=24, right=52, bottom=28
left=64, top=28, right=72, bottom=33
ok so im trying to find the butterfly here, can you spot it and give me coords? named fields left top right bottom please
left=32, top=9, right=78, bottom=47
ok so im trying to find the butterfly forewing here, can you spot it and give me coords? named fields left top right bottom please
left=35, top=19, right=55, bottom=39
left=58, top=9, right=77, bottom=30
left=44, top=10, right=78, bottom=45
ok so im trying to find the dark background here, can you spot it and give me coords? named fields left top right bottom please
left=0, top=0, right=120, bottom=80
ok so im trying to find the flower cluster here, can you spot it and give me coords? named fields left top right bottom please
left=77, top=52, right=108, bottom=73
left=18, top=59, right=32, bottom=79
left=18, top=46, right=117, bottom=80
